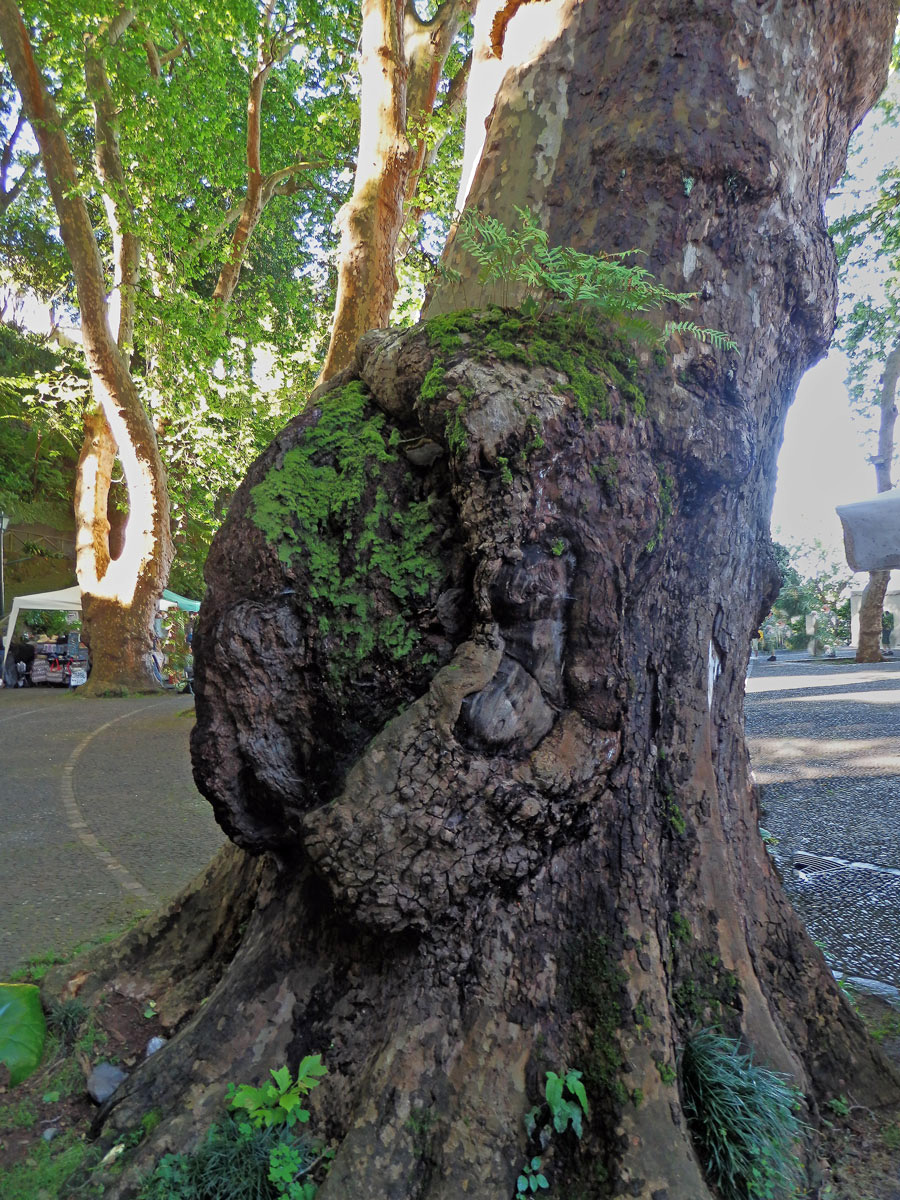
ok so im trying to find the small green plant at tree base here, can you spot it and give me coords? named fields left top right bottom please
left=516, top=1069, right=589, bottom=1199
left=517, top=1155, right=550, bottom=1196
left=542, top=1068, right=589, bottom=1137
left=454, top=207, right=737, bottom=352
left=46, top=997, right=88, bottom=1044
left=665, top=794, right=687, bottom=836
left=497, top=455, right=514, bottom=486
left=826, top=1095, right=850, bottom=1118
left=680, top=1028, right=803, bottom=1200
left=138, top=1114, right=319, bottom=1200
left=669, top=912, right=692, bottom=946
left=139, top=1057, right=330, bottom=1200
left=227, top=1056, right=328, bottom=1130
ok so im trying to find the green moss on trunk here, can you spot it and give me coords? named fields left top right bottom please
left=249, top=382, right=443, bottom=673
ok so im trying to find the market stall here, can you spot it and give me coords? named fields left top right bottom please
left=1, top=585, right=200, bottom=687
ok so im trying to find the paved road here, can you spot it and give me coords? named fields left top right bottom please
left=3, top=662, right=898, bottom=992
left=746, top=657, right=900, bottom=991
left=0, top=689, right=224, bottom=980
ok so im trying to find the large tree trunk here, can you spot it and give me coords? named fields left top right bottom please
left=0, top=0, right=174, bottom=693
left=856, top=342, right=900, bottom=661
left=46, top=3, right=900, bottom=1198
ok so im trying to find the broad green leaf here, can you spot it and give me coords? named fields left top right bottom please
left=298, top=1052, right=328, bottom=1081
left=0, top=983, right=47, bottom=1086
left=566, top=1071, right=589, bottom=1115
left=270, top=1064, right=292, bottom=1091
left=544, top=1071, right=564, bottom=1111
left=568, top=1103, right=583, bottom=1139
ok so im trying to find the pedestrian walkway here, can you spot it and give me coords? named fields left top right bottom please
left=746, top=657, right=900, bottom=991
left=0, top=690, right=224, bottom=979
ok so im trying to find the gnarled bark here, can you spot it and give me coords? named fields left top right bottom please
left=44, top=3, right=900, bottom=1198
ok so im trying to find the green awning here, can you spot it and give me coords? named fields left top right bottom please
left=162, top=589, right=201, bottom=613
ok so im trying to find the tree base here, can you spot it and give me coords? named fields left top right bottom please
left=44, top=319, right=900, bottom=1199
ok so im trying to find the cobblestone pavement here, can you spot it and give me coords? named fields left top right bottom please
left=745, top=656, right=900, bottom=990
left=0, top=689, right=224, bottom=980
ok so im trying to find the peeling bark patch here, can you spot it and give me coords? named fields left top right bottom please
left=706, top=639, right=721, bottom=710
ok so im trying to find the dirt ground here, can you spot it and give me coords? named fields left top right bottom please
left=816, top=994, right=900, bottom=1200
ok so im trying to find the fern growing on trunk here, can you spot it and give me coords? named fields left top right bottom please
left=451, top=206, right=737, bottom=351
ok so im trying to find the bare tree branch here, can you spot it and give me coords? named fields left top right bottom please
left=403, top=0, right=472, bottom=201
left=189, top=160, right=335, bottom=254
left=142, top=25, right=188, bottom=78
left=159, top=36, right=188, bottom=67
left=0, top=108, right=43, bottom=212
left=143, top=38, right=162, bottom=77
left=211, top=2, right=305, bottom=306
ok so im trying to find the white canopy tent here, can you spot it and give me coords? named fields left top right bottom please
left=1, top=585, right=200, bottom=669
left=1, top=585, right=81, bottom=669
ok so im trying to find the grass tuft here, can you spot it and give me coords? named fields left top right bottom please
left=681, top=1028, right=803, bottom=1200
left=137, top=1114, right=314, bottom=1200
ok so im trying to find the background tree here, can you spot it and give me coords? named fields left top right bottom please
left=764, top=541, right=853, bottom=652
left=0, top=0, right=474, bottom=614
left=0, top=0, right=174, bottom=692
left=0, top=0, right=360, bottom=671
left=318, top=0, right=473, bottom=381
left=38, top=3, right=900, bottom=1200
left=831, top=88, right=900, bottom=661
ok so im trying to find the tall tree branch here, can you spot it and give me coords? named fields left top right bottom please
left=143, top=32, right=188, bottom=79
left=0, top=108, right=41, bottom=212
left=319, top=0, right=472, bottom=382
left=190, top=161, right=335, bottom=255
left=404, top=0, right=472, bottom=199
left=211, top=0, right=295, bottom=307
left=84, top=5, right=140, bottom=350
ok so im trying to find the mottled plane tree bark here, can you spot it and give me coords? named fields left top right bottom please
left=45, top=2, right=900, bottom=1198
left=318, top=0, right=473, bottom=382
left=855, top=341, right=900, bottom=660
